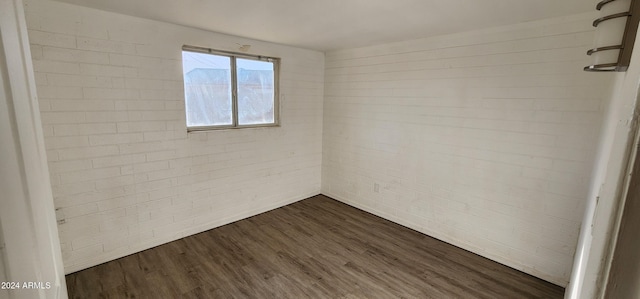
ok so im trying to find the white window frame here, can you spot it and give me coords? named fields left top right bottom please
left=182, top=45, right=280, bottom=131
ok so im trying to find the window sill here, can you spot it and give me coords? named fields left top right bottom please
left=187, top=123, right=280, bottom=133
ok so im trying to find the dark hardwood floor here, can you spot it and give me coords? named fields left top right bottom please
left=66, top=195, right=564, bottom=298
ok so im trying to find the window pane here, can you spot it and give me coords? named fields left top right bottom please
left=236, top=58, right=275, bottom=125
left=182, top=51, right=232, bottom=127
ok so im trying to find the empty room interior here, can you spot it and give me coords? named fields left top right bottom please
left=3, top=0, right=640, bottom=298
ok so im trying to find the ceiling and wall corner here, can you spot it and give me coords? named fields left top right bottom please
left=14, top=0, right=640, bottom=298
left=49, top=0, right=593, bottom=51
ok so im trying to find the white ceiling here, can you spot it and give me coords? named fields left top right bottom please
left=52, top=0, right=594, bottom=51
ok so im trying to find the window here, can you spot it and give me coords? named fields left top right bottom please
left=181, top=45, right=279, bottom=131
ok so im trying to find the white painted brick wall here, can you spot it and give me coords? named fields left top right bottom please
left=25, top=0, right=323, bottom=273
left=25, top=0, right=614, bottom=287
left=322, top=13, right=613, bottom=286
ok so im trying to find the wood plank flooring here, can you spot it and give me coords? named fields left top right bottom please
left=66, top=195, right=564, bottom=298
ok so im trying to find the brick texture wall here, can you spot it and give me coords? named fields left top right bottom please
left=25, top=0, right=617, bottom=286
left=322, top=13, right=614, bottom=286
left=25, top=0, right=324, bottom=273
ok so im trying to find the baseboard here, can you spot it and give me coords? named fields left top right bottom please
left=64, top=190, right=321, bottom=274
left=320, top=191, right=567, bottom=287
